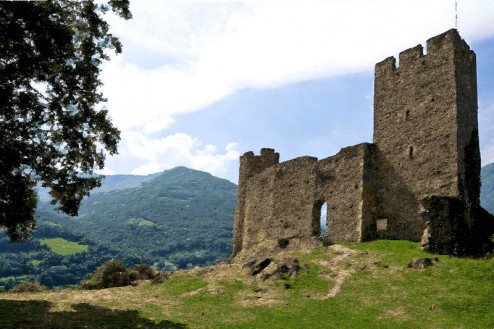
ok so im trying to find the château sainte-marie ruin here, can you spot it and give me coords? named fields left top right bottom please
left=232, top=29, right=494, bottom=258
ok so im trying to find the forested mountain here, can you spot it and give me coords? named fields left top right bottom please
left=481, top=162, right=494, bottom=214
left=0, top=167, right=237, bottom=289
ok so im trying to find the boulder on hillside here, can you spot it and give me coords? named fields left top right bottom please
left=243, top=257, right=307, bottom=281
left=407, top=257, right=439, bottom=270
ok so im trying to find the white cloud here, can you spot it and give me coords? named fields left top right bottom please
left=98, top=0, right=494, bottom=178
left=103, top=0, right=494, bottom=126
left=116, top=132, right=239, bottom=178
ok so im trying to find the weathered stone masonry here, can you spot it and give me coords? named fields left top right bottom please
left=232, top=29, right=493, bottom=258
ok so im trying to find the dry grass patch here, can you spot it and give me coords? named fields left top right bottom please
left=308, top=244, right=381, bottom=300
left=380, top=306, right=409, bottom=320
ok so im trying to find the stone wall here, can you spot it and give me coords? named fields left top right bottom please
left=318, top=143, right=377, bottom=242
left=233, top=148, right=280, bottom=256
left=233, top=144, right=377, bottom=257
left=422, top=196, right=494, bottom=256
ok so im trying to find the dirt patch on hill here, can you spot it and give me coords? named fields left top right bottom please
left=312, top=245, right=379, bottom=299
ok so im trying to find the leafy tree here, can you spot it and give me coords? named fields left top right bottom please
left=0, top=1, right=131, bottom=241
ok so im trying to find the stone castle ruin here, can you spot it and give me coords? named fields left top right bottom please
left=232, top=29, right=494, bottom=258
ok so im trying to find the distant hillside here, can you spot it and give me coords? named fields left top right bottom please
left=0, top=167, right=237, bottom=289
left=55, top=166, right=237, bottom=268
left=481, top=162, right=494, bottom=214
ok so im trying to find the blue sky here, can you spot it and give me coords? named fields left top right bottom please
left=99, top=0, right=494, bottom=183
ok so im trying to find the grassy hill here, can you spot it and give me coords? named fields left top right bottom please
left=1, top=240, right=493, bottom=328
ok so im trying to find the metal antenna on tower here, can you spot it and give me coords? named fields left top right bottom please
left=455, top=0, right=458, bottom=30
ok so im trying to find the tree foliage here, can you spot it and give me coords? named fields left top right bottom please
left=0, top=1, right=131, bottom=241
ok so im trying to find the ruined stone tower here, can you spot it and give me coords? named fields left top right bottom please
left=232, top=29, right=492, bottom=258
left=373, top=29, right=480, bottom=241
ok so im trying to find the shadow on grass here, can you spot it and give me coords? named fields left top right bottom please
left=0, top=299, right=187, bottom=329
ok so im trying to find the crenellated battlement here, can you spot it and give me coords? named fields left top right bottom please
left=239, top=148, right=279, bottom=179
left=398, top=44, right=424, bottom=67
left=426, top=28, right=471, bottom=55
left=375, top=29, right=474, bottom=77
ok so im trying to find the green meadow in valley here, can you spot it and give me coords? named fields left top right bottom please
left=40, top=238, right=88, bottom=257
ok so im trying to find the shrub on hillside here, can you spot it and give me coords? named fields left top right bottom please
left=151, top=271, right=171, bottom=284
left=81, top=261, right=159, bottom=290
left=82, top=260, right=135, bottom=289
left=129, top=264, right=156, bottom=280
left=79, top=278, right=101, bottom=290
left=11, top=280, right=45, bottom=293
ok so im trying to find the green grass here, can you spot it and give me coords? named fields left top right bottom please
left=40, top=238, right=88, bottom=256
left=1, top=240, right=493, bottom=328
